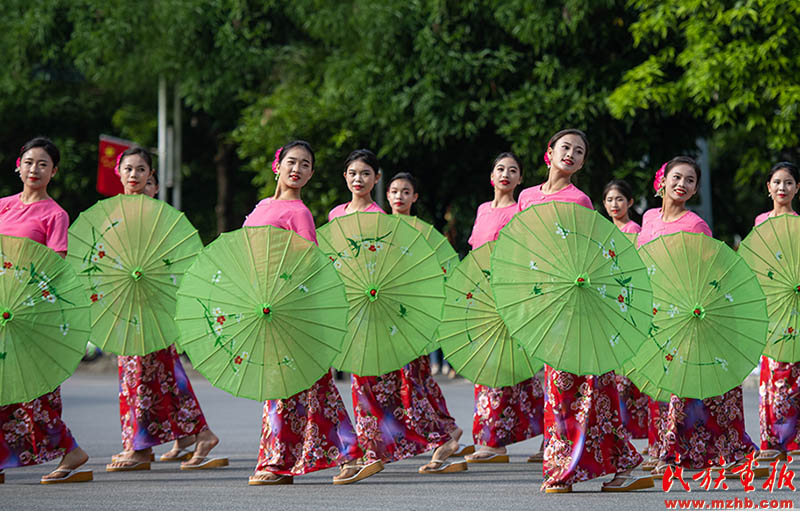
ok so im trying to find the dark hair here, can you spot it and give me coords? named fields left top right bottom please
left=492, top=152, right=523, bottom=174
left=548, top=129, right=589, bottom=157
left=388, top=172, right=418, bottom=193
left=768, top=161, right=800, bottom=182
left=279, top=140, right=315, bottom=168
left=664, top=156, right=701, bottom=183
left=119, top=146, right=154, bottom=172
left=603, top=179, right=634, bottom=201
left=148, top=171, right=159, bottom=186
left=344, top=149, right=380, bottom=174
left=20, top=137, right=60, bottom=167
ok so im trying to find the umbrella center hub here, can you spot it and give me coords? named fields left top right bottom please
left=131, top=268, right=143, bottom=281
left=692, top=306, right=705, bottom=319
left=261, top=304, right=273, bottom=322
left=574, top=274, right=590, bottom=288
left=795, top=284, right=800, bottom=294
left=0, top=308, right=11, bottom=325
left=367, top=287, right=379, bottom=301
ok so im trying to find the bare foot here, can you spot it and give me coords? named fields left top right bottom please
left=465, top=446, right=507, bottom=461
left=423, top=428, right=463, bottom=470
left=180, top=429, right=219, bottom=467
left=161, top=435, right=196, bottom=459
left=111, top=447, right=152, bottom=462
left=249, top=471, right=292, bottom=484
left=42, top=447, right=89, bottom=481
left=603, top=469, right=633, bottom=488
left=106, top=447, right=152, bottom=470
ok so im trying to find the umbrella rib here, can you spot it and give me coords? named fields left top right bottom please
left=268, top=233, right=295, bottom=307
left=337, top=298, right=370, bottom=372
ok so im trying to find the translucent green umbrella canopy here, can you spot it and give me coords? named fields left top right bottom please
left=399, top=215, right=459, bottom=355
left=176, top=226, right=349, bottom=401
left=437, top=241, right=542, bottom=387
left=318, top=212, right=445, bottom=376
left=399, top=216, right=459, bottom=281
left=492, top=201, right=652, bottom=375
left=0, top=235, right=90, bottom=405
left=633, top=232, right=768, bottom=399
left=67, top=195, right=202, bottom=355
left=739, top=214, right=800, bottom=362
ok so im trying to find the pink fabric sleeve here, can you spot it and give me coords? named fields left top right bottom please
left=577, top=194, right=594, bottom=211
left=620, top=221, right=641, bottom=234
left=290, top=208, right=318, bottom=244
left=693, top=219, right=712, bottom=238
left=44, top=210, right=69, bottom=253
left=517, top=189, right=532, bottom=212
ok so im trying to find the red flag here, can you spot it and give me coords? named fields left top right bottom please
left=97, top=135, right=134, bottom=196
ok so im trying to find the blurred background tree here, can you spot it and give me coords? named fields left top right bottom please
left=1, top=0, right=796, bottom=249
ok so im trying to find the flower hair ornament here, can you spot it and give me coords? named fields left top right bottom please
left=543, top=144, right=551, bottom=167
left=14, top=145, right=23, bottom=173
left=271, top=147, right=282, bottom=180
left=653, top=162, right=668, bottom=197
left=113, top=152, right=125, bottom=176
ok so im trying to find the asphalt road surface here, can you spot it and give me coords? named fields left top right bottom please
left=2, top=368, right=797, bottom=511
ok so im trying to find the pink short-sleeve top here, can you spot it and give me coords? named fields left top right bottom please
left=518, top=183, right=594, bottom=212
left=243, top=198, right=317, bottom=244
left=0, top=193, right=69, bottom=252
left=637, top=208, right=711, bottom=247
left=468, top=202, right=518, bottom=250
left=754, top=210, right=799, bottom=227
left=620, top=220, right=642, bottom=234
left=327, top=201, right=385, bottom=221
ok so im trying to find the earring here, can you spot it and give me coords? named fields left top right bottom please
left=275, top=173, right=279, bottom=181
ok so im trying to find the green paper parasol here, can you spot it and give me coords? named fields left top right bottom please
left=624, top=231, right=639, bottom=246
left=633, top=231, right=768, bottom=399
left=318, top=212, right=445, bottom=376
left=175, top=226, right=349, bottom=401
left=739, top=214, right=800, bottom=362
left=0, top=235, right=91, bottom=405
left=399, top=216, right=459, bottom=281
left=618, top=361, right=672, bottom=403
left=67, top=194, right=202, bottom=355
left=399, top=215, right=459, bottom=355
left=492, top=201, right=652, bottom=375
left=437, top=241, right=542, bottom=387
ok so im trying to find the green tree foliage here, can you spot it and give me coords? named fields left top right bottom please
left=608, top=0, right=800, bottom=239
left=3, top=0, right=791, bottom=247
left=235, top=0, right=681, bottom=252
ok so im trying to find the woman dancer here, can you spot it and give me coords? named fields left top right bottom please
left=330, top=154, right=466, bottom=474
left=0, top=137, right=91, bottom=484
left=463, top=153, right=546, bottom=465
left=106, top=146, right=225, bottom=472
left=327, top=149, right=385, bottom=220
left=603, top=180, right=641, bottom=234
left=641, top=157, right=757, bottom=474
left=384, top=171, right=471, bottom=473
left=247, top=141, right=381, bottom=485
left=520, top=130, right=647, bottom=493
left=602, top=180, right=648, bottom=443
left=755, top=162, right=800, bottom=462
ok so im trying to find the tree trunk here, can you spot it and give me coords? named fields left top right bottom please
left=214, top=141, right=233, bottom=235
